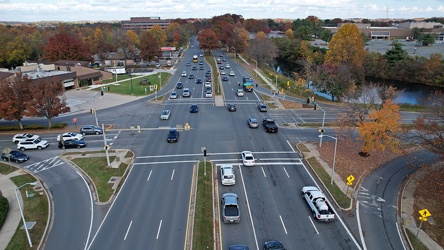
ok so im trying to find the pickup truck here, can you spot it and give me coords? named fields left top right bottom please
left=301, top=186, right=335, bottom=222
left=263, top=118, right=278, bottom=133
left=221, top=193, right=240, bottom=223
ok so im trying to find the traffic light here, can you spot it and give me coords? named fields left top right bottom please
left=318, top=129, right=325, bottom=133
left=204, top=149, right=207, bottom=157
left=101, top=90, right=104, bottom=96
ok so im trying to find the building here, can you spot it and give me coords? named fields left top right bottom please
left=121, top=17, right=170, bottom=32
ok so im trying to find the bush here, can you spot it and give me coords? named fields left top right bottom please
left=0, top=195, right=9, bottom=230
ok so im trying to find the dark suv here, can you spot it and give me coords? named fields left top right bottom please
left=80, top=125, right=103, bottom=135
left=228, top=104, right=236, bottom=112
left=167, top=129, right=180, bottom=143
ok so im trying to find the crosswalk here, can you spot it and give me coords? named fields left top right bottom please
left=23, top=156, right=65, bottom=173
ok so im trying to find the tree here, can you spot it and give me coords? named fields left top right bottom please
left=312, top=63, right=356, bottom=101
left=139, top=31, right=161, bottom=62
left=319, top=29, right=333, bottom=43
left=5, top=36, right=32, bottom=68
left=357, top=99, right=401, bottom=154
left=231, top=26, right=250, bottom=54
left=383, top=40, right=408, bottom=63
left=27, top=79, right=70, bottom=128
left=0, top=73, right=33, bottom=130
left=149, top=25, right=167, bottom=47
left=91, top=28, right=115, bottom=67
left=411, top=91, right=444, bottom=155
left=44, top=32, right=91, bottom=61
left=248, top=32, right=277, bottom=67
left=285, top=29, right=294, bottom=39
left=421, top=34, right=435, bottom=46
left=325, top=23, right=366, bottom=70
left=197, top=29, right=220, bottom=53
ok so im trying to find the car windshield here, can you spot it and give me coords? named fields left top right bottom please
left=34, top=138, right=41, bottom=143
left=162, top=111, right=168, bottom=115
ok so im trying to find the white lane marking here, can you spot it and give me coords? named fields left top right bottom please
left=396, top=221, right=407, bottom=250
left=156, top=220, right=162, bottom=239
left=136, top=151, right=296, bottom=159
left=261, top=167, right=267, bottom=178
left=279, top=215, right=288, bottom=234
left=77, top=171, right=94, bottom=250
left=171, top=169, right=175, bottom=180
left=124, top=221, right=132, bottom=240
left=239, top=165, right=260, bottom=250
left=147, top=170, right=152, bottom=181
left=283, top=167, right=290, bottom=178
left=308, top=216, right=320, bottom=235
left=133, top=160, right=199, bottom=166
left=357, top=201, right=367, bottom=250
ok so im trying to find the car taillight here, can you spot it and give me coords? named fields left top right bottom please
left=318, top=215, right=321, bottom=219
left=223, top=216, right=226, bottom=222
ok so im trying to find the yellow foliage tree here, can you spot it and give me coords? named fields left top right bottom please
left=149, top=25, right=167, bottom=47
left=285, top=29, right=294, bottom=39
left=256, top=31, right=266, bottom=41
left=357, top=99, right=401, bottom=153
left=325, top=23, right=366, bottom=68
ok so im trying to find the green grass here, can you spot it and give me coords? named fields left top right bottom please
left=0, top=163, right=18, bottom=175
left=205, top=55, right=221, bottom=95
left=71, top=155, right=124, bottom=202
left=306, top=157, right=351, bottom=208
left=405, top=228, right=429, bottom=250
left=7, top=174, right=48, bottom=250
left=99, top=72, right=171, bottom=96
left=297, top=143, right=311, bottom=153
left=193, top=161, right=214, bottom=250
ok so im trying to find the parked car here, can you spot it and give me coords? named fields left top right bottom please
left=241, top=151, right=255, bottom=166
left=248, top=118, right=259, bottom=128
left=58, top=139, right=86, bottom=149
left=258, top=103, right=268, bottom=112
left=190, top=104, right=199, bottom=113
left=1, top=150, right=29, bottom=163
left=167, top=129, right=179, bottom=143
left=170, top=91, right=178, bottom=99
left=17, top=138, right=49, bottom=151
left=263, top=240, right=285, bottom=250
left=12, top=133, right=39, bottom=144
left=228, top=104, right=236, bottom=112
left=57, top=132, right=84, bottom=142
left=160, top=110, right=171, bottom=120
left=80, top=125, right=103, bottom=135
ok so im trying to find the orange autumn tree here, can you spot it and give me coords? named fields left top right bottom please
left=357, top=99, right=401, bottom=154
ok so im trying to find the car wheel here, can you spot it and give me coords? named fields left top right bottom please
left=20, top=147, right=26, bottom=151
left=15, top=159, right=20, bottom=163
left=77, top=145, right=81, bottom=148
left=82, top=132, right=86, bottom=135
left=2, top=158, right=6, bottom=162
left=95, top=131, right=100, bottom=135
left=37, top=146, right=42, bottom=150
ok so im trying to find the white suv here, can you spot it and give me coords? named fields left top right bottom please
left=17, top=138, right=49, bottom=151
left=12, top=133, right=40, bottom=144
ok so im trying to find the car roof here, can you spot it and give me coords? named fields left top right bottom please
left=242, top=151, right=253, bottom=155
left=249, top=118, right=257, bottom=122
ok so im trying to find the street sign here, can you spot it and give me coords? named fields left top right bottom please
left=419, top=208, right=431, bottom=218
left=347, top=182, right=353, bottom=186
left=347, top=175, right=355, bottom=183
left=3, top=147, right=12, bottom=154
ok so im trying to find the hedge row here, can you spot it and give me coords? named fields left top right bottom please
left=0, top=195, right=9, bottom=230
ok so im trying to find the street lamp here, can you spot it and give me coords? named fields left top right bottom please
left=15, top=182, right=37, bottom=247
left=130, top=69, right=134, bottom=95
left=317, top=105, right=326, bottom=147
left=318, top=134, right=337, bottom=185
left=92, top=92, right=101, bottom=126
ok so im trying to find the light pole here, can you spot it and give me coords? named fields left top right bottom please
left=317, top=105, right=326, bottom=147
left=92, top=92, right=101, bottom=126
left=15, top=182, right=37, bottom=248
left=318, top=134, right=338, bottom=185
left=130, top=69, right=134, bottom=95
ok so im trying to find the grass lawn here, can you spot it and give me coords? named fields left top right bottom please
left=306, top=157, right=351, bottom=208
left=7, top=174, right=48, bottom=250
left=405, top=228, right=428, bottom=250
left=99, top=72, right=170, bottom=96
left=71, top=155, right=126, bottom=203
left=0, top=163, right=18, bottom=175
left=193, top=161, right=213, bottom=250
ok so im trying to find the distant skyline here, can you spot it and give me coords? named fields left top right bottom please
left=1, top=0, right=443, bottom=22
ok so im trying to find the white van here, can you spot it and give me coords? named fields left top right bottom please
left=220, top=165, right=235, bottom=185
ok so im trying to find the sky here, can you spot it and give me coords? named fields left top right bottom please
left=0, top=0, right=443, bottom=22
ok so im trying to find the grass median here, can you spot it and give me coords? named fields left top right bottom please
left=193, top=161, right=213, bottom=250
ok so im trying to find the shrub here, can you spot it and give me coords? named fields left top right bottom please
left=0, top=196, right=9, bottom=230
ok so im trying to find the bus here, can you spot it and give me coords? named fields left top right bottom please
left=193, top=55, right=198, bottom=63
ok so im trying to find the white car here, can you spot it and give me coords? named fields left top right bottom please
left=241, top=151, right=255, bottom=166
left=57, top=132, right=84, bottom=142
left=229, top=71, right=235, bottom=76
left=181, top=71, right=187, bottom=77
left=226, top=64, right=230, bottom=68
left=205, top=91, right=213, bottom=98
left=170, top=91, right=178, bottom=99
left=205, top=81, right=212, bottom=88
left=12, top=133, right=39, bottom=144
left=160, top=110, right=171, bottom=120
left=236, top=89, right=244, bottom=97
left=220, top=71, right=226, bottom=75
left=183, top=88, right=190, bottom=97
left=17, top=138, right=49, bottom=151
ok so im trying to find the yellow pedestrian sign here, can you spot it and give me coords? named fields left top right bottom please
left=419, top=209, right=431, bottom=218
left=347, top=175, right=355, bottom=183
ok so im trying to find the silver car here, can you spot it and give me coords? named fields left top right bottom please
left=248, top=118, right=259, bottom=128
left=160, top=110, right=171, bottom=120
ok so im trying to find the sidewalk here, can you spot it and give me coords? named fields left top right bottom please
left=0, top=169, right=27, bottom=250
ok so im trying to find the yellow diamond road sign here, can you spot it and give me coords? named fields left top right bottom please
left=419, top=209, right=431, bottom=217
left=347, top=175, right=355, bottom=183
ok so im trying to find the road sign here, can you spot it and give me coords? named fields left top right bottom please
left=419, top=208, right=431, bottom=217
left=347, top=181, right=353, bottom=186
left=347, top=175, right=355, bottom=183
left=419, top=216, right=428, bottom=221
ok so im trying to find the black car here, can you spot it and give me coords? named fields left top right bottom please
left=167, top=129, right=179, bottom=143
left=205, top=72, right=211, bottom=77
left=199, top=61, right=204, bottom=65
left=219, top=65, right=225, bottom=70
left=190, top=104, right=199, bottom=113
left=176, top=82, right=183, bottom=89
left=258, top=103, right=268, bottom=112
left=192, top=66, right=197, bottom=70
left=58, top=139, right=86, bottom=149
left=199, top=66, right=204, bottom=70
left=195, top=78, right=203, bottom=84
left=228, top=104, right=236, bottom=112
left=1, top=150, right=29, bottom=163
left=222, top=76, right=228, bottom=81
left=263, top=240, right=285, bottom=250
left=80, top=125, right=103, bottom=135
left=188, top=74, right=194, bottom=79
left=229, top=245, right=249, bottom=250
